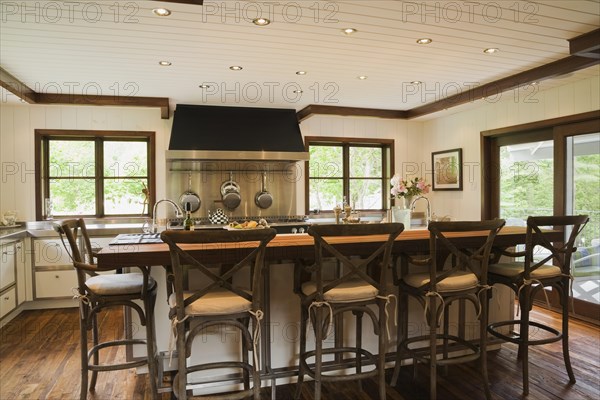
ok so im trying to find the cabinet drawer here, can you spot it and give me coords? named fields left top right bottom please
left=35, top=270, right=78, bottom=299
left=1, top=243, right=16, bottom=291
left=0, top=287, right=17, bottom=320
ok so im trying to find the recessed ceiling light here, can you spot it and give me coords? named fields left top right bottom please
left=530, top=81, right=539, bottom=85
left=19, top=98, right=27, bottom=103
left=296, top=71, right=307, bottom=75
left=158, top=61, right=172, bottom=66
left=357, top=75, right=368, bottom=80
left=483, top=48, right=499, bottom=54
left=199, top=84, right=212, bottom=89
left=293, top=90, right=303, bottom=94
left=411, top=81, right=423, bottom=85
left=229, top=66, right=243, bottom=71
left=342, top=28, right=357, bottom=35
left=416, top=38, right=432, bottom=44
left=152, top=8, right=171, bottom=17
left=252, top=17, right=270, bottom=26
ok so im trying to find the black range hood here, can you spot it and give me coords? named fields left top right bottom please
left=167, top=104, right=309, bottom=161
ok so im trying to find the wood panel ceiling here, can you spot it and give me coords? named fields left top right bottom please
left=0, top=0, right=598, bottom=119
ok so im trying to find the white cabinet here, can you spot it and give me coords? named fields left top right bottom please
left=1, top=242, right=16, bottom=291
left=0, top=287, right=16, bottom=320
left=32, top=238, right=76, bottom=299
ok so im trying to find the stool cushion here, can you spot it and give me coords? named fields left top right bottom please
left=168, top=290, right=251, bottom=316
left=489, top=262, right=562, bottom=279
left=402, top=270, right=478, bottom=292
left=86, top=273, right=156, bottom=296
left=301, top=279, right=378, bottom=303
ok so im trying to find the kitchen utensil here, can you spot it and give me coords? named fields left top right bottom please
left=179, top=171, right=201, bottom=213
left=208, top=208, right=229, bottom=224
left=255, top=171, right=273, bottom=209
left=220, top=172, right=241, bottom=210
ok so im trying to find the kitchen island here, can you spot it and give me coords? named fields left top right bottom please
left=95, top=226, right=558, bottom=395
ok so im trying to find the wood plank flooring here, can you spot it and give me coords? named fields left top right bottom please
left=1, top=306, right=598, bottom=399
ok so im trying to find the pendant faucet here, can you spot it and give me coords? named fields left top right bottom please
left=152, top=199, right=183, bottom=233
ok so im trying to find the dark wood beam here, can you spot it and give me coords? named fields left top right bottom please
left=152, top=0, right=204, bottom=5
left=297, top=105, right=407, bottom=122
left=405, top=55, right=600, bottom=119
left=569, top=28, right=600, bottom=59
left=0, top=67, right=37, bottom=103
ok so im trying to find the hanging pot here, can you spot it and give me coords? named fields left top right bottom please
left=179, top=171, right=201, bottom=213
left=255, top=171, right=273, bottom=209
left=220, top=172, right=241, bottom=210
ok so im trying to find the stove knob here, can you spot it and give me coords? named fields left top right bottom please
left=291, top=228, right=297, bottom=234
left=298, top=227, right=305, bottom=234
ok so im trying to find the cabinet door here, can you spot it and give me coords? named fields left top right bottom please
left=15, top=240, right=27, bottom=305
left=1, top=243, right=16, bottom=292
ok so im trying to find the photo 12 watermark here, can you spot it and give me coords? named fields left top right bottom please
left=0, top=1, right=140, bottom=24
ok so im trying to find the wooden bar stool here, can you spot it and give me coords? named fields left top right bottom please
left=55, top=219, right=158, bottom=400
left=161, top=228, right=276, bottom=400
left=390, top=219, right=505, bottom=400
left=294, top=223, right=404, bottom=400
left=487, top=215, right=589, bottom=395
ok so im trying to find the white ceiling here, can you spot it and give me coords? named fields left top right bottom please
left=1, top=0, right=599, bottom=116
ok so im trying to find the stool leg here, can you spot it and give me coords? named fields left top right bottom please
left=480, top=293, right=492, bottom=400
left=520, top=288, right=531, bottom=396
left=429, top=295, right=437, bottom=400
left=295, top=307, right=308, bottom=400
left=145, top=293, right=159, bottom=400
left=355, top=310, right=363, bottom=392
left=89, top=312, right=99, bottom=391
left=390, top=291, right=407, bottom=386
left=378, top=301, right=386, bottom=400
left=314, top=305, right=324, bottom=400
left=242, top=318, right=250, bottom=391
left=560, top=281, right=575, bottom=384
left=176, top=319, right=187, bottom=400
left=79, top=306, right=89, bottom=400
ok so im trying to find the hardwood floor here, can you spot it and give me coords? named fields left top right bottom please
left=1, top=306, right=598, bottom=400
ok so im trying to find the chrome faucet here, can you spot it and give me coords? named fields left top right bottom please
left=152, top=199, right=183, bottom=233
left=410, top=196, right=431, bottom=227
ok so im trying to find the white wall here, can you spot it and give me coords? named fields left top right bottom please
left=420, top=75, right=600, bottom=221
left=0, top=104, right=171, bottom=221
left=1, top=75, right=598, bottom=222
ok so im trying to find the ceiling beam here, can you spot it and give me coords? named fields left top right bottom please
left=36, top=93, right=170, bottom=119
left=1, top=67, right=170, bottom=118
left=297, top=55, right=599, bottom=121
left=297, top=105, right=407, bottom=122
left=569, top=28, right=600, bottom=59
left=405, top=55, right=599, bottom=119
left=0, top=67, right=37, bottom=103
left=151, top=0, right=204, bottom=5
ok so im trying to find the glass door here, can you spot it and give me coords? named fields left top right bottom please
left=566, top=133, right=600, bottom=308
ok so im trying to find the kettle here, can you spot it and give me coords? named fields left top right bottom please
left=208, top=208, right=229, bottom=225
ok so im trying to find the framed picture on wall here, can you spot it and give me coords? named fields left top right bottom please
left=432, top=148, right=463, bottom=191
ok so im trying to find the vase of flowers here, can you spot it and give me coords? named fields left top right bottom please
left=390, top=175, right=431, bottom=225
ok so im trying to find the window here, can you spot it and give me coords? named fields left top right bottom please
left=35, top=130, right=155, bottom=219
left=305, top=137, right=393, bottom=212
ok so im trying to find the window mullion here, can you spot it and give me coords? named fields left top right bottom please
left=343, top=144, right=350, bottom=204
left=96, top=137, right=104, bottom=217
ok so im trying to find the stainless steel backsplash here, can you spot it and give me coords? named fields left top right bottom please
left=166, top=160, right=302, bottom=218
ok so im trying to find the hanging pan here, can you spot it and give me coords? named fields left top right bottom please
left=220, top=172, right=241, bottom=210
left=179, top=171, right=201, bottom=213
left=255, top=171, right=273, bottom=209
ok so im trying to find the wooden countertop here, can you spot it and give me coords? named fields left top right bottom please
left=96, top=226, right=553, bottom=268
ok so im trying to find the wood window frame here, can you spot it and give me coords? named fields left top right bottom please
left=304, top=136, right=394, bottom=214
left=34, top=129, right=156, bottom=220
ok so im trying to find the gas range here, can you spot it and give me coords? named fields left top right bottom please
left=168, top=215, right=310, bottom=234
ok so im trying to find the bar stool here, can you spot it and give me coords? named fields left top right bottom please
left=161, top=228, right=276, bottom=400
left=294, top=223, right=404, bottom=400
left=487, top=215, right=589, bottom=395
left=390, top=219, right=505, bottom=400
left=55, top=219, right=158, bottom=400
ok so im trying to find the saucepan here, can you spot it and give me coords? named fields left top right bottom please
left=179, top=171, right=201, bottom=213
left=255, top=171, right=273, bottom=209
left=220, top=171, right=241, bottom=210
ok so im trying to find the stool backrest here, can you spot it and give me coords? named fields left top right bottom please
left=425, top=219, right=506, bottom=290
left=161, top=229, right=277, bottom=319
left=523, top=215, right=589, bottom=278
left=306, top=223, right=404, bottom=302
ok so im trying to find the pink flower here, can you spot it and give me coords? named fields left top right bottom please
left=390, top=174, right=430, bottom=198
